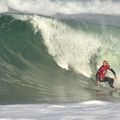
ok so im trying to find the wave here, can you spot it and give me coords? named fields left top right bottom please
left=13, top=14, right=120, bottom=76
left=1, top=0, right=120, bottom=16
left=0, top=14, right=93, bottom=104
left=0, top=13, right=120, bottom=104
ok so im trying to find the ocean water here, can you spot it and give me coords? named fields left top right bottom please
left=0, top=0, right=120, bottom=119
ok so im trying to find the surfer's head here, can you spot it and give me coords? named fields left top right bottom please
left=103, top=60, right=109, bottom=66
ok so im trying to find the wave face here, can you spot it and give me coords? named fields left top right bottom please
left=0, top=0, right=120, bottom=104
left=0, top=15, right=94, bottom=104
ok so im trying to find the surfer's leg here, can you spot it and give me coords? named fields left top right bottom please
left=100, top=78, right=107, bottom=82
left=104, top=77, right=114, bottom=88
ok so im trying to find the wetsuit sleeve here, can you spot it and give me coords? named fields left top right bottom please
left=109, top=67, right=116, bottom=77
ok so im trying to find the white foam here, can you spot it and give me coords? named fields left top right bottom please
left=82, top=100, right=109, bottom=105
left=27, top=15, right=101, bottom=77
left=0, top=101, right=120, bottom=120
left=48, top=105, right=66, bottom=108
left=0, top=0, right=9, bottom=13
left=1, top=0, right=120, bottom=16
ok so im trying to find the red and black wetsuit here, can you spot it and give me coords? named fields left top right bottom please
left=96, top=65, right=116, bottom=88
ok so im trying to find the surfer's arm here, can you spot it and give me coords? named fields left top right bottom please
left=96, top=80, right=100, bottom=87
left=96, top=66, right=103, bottom=80
left=109, top=68, right=116, bottom=77
left=96, top=65, right=103, bottom=87
left=109, top=67, right=118, bottom=80
left=96, top=73, right=100, bottom=87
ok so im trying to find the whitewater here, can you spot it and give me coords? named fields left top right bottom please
left=0, top=101, right=120, bottom=120
left=0, top=0, right=120, bottom=119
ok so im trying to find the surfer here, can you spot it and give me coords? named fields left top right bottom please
left=96, top=60, right=117, bottom=89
